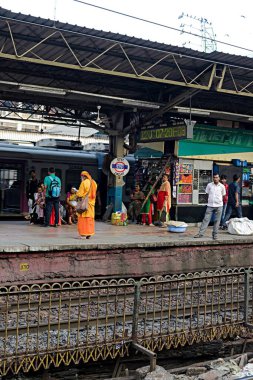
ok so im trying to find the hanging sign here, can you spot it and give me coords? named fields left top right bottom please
left=139, top=121, right=188, bottom=143
left=110, top=157, right=130, bottom=176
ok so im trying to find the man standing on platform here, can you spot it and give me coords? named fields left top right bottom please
left=26, top=169, right=38, bottom=221
left=221, top=174, right=242, bottom=229
left=42, top=167, right=61, bottom=227
left=194, top=173, right=226, bottom=240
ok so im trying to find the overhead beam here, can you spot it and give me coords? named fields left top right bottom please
left=0, top=52, right=214, bottom=90
left=0, top=16, right=253, bottom=98
left=0, top=18, right=217, bottom=91
left=145, top=88, right=202, bottom=123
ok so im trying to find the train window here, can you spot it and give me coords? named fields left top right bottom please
left=65, top=170, right=82, bottom=192
left=40, top=168, right=62, bottom=182
left=65, top=165, right=99, bottom=193
left=0, top=164, right=23, bottom=214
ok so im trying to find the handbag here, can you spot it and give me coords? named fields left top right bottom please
left=76, top=180, right=92, bottom=214
left=76, top=196, right=89, bottom=214
left=69, top=200, right=77, bottom=207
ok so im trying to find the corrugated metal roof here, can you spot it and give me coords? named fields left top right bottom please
left=1, top=6, right=252, bottom=68
left=0, top=7, right=253, bottom=124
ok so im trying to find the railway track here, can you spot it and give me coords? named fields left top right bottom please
left=0, top=294, right=246, bottom=337
left=1, top=279, right=247, bottom=313
left=0, top=269, right=251, bottom=377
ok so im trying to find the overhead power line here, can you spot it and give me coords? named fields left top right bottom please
left=73, top=0, right=253, bottom=55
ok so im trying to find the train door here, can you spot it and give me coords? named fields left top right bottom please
left=0, top=161, right=25, bottom=215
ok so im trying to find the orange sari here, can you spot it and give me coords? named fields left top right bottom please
left=76, top=174, right=97, bottom=237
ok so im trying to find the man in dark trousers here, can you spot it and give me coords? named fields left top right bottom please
left=26, top=169, right=38, bottom=221
left=221, top=174, right=242, bottom=229
left=194, top=173, right=226, bottom=240
left=42, top=167, right=61, bottom=227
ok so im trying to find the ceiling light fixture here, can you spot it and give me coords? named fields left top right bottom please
left=95, top=105, right=102, bottom=124
left=19, top=85, right=66, bottom=95
left=176, top=107, right=210, bottom=116
left=122, top=99, right=160, bottom=109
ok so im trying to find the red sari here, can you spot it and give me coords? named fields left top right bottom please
left=157, top=180, right=171, bottom=212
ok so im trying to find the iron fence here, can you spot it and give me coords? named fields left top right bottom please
left=0, top=268, right=252, bottom=376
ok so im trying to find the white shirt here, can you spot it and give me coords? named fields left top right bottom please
left=206, top=182, right=226, bottom=207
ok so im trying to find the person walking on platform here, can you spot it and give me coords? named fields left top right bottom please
left=42, top=167, right=61, bottom=227
left=221, top=174, right=242, bottom=230
left=76, top=171, right=97, bottom=239
left=195, top=173, right=226, bottom=240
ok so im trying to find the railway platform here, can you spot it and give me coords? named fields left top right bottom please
left=0, top=220, right=253, bottom=284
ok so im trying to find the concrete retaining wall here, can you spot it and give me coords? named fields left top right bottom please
left=1, top=242, right=252, bottom=284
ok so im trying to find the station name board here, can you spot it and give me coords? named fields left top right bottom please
left=139, top=122, right=187, bottom=143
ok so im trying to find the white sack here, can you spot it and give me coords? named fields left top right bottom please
left=121, top=202, right=127, bottom=214
left=227, top=217, right=253, bottom=235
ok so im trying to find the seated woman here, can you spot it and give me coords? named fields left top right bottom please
left=128, top=184, right=145, bottom=223
left=32, top=185, right=45, bottom=224
left=66, top=186, right=78, bottom=225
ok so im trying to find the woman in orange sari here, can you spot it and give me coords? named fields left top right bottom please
left=76, top=171, right=97, bottom=239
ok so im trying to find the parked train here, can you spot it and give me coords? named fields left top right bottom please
left=0, top=142, right=135, bottom=217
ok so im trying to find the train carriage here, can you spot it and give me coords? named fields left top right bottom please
left=0, top=142, right=135, bottom=217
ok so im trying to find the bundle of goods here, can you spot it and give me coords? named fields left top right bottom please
left=167, top=220, right=188, bottom=233
left=227, top=217, right=253, bottom=235
left=111, top=212, right=128, bottom=226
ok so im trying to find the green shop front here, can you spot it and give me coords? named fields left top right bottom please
left=173, top=124, right=253, bottom=222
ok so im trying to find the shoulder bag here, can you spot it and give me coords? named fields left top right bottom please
left=76, top=180, right=92, bottom=214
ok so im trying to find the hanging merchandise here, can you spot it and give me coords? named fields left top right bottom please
left=176, top=160, right=193, bottom=204
left=174, top=159, right=213, bottom=206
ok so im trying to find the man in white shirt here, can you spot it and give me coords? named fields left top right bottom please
left=195, top=173, right=226, bottom=240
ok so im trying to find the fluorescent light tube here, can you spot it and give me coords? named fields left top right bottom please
left=122, top=99, right=160, bottom=109
left=19, top=85, right=66, bottom=95
left=176, top=107, right=210, bottom=116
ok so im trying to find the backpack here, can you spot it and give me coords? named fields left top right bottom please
left=49, top=176, right=61, bottom=198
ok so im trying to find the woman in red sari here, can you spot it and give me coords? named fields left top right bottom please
left=157, top=174, right=171, bottom=225
left=76, top=171, right=97, bottom=239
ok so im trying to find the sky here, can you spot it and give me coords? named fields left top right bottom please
left=0, top=0, right=252, bottom=56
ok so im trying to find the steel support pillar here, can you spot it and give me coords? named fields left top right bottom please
left=108, top=112, right=125, bottom=212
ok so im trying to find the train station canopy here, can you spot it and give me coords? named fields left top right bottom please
left=0, top=7, right=253, bottom=134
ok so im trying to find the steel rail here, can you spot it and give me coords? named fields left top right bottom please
left=0, top=299, right=246, bottom=337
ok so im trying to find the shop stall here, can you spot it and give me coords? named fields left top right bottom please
left=172, top=158, right=213, bottom=222
left=175, top=123, right=253, bottom=221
